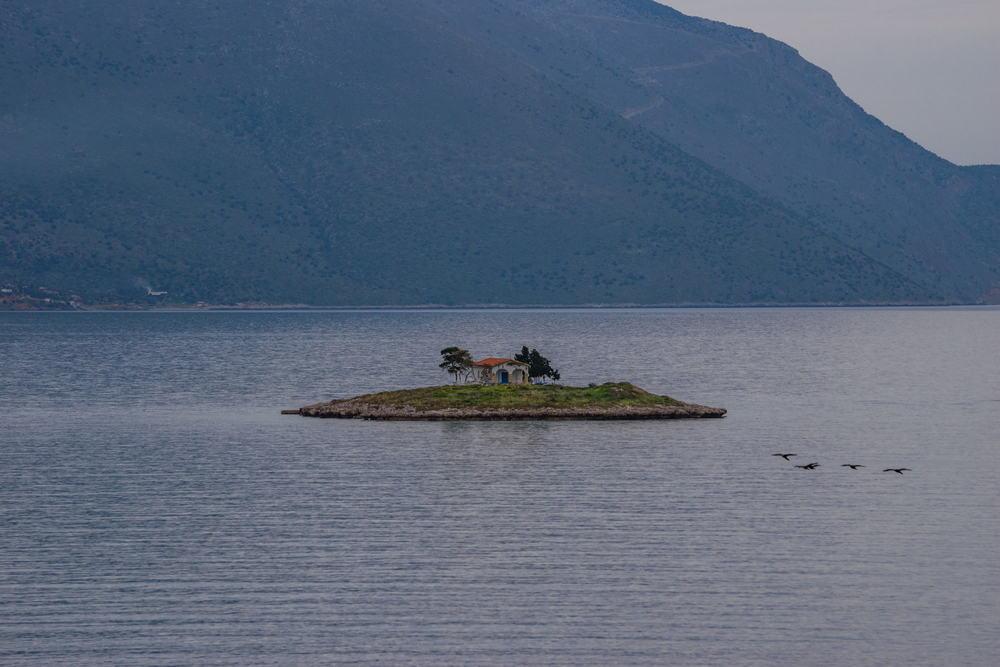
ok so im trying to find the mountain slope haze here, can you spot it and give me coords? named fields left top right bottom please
left=2, top=0, right=994, bottom=305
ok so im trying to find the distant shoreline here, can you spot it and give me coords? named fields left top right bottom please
left=2, top=300, right=981, bottom=312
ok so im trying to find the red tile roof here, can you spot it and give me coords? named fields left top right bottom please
left=473, top=357, right=527, bottom=366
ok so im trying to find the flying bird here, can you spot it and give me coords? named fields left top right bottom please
left=773, top=453, right=798, bottom=460
left=795, top=462, right=820, bottom=469
left=883, top=468, right=911, bottom=474
left=841, top=464, right=865, bottom=470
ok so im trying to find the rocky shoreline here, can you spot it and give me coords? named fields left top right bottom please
left=293, top=398, right=726, bottom=421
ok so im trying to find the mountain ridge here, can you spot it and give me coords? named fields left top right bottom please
left=422, top=0, right=999, bottom=300
left=1, top=0, right=995, bottom=306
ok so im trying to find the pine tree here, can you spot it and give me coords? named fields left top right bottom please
left=515, top=346, right=561, bottom=383
left=439, top=347, right=473, bottom=384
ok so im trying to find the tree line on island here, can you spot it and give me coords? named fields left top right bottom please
left=439, top=346, right=561, bottom=385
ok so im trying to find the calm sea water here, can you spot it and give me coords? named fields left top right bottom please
left=1, top=308, right=998, bottom=666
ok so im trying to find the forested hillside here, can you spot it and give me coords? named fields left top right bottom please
left=2, top=0, right=995, bottom=306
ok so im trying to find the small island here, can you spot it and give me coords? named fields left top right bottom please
left=290, top=382, right=726, bottom=421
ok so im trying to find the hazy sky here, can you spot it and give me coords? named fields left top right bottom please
left=659, top=1, right=1000, bottom=166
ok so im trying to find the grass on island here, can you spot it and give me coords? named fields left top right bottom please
left=339, top=382, right=683, bottom=412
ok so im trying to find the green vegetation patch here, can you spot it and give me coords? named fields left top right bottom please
left=347, top=382, right=682, bottom=412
